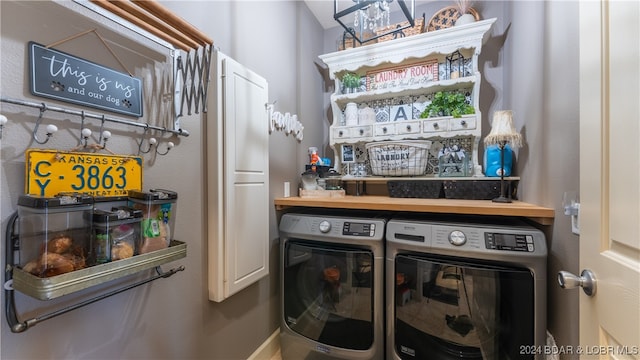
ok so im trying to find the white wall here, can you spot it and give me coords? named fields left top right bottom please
left=1, top=1, right=324, bottom=359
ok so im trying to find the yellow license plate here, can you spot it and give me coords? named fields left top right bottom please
left=25, top=149, right=143, bottom=197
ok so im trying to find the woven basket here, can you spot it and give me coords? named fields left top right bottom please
left=338, top=31, right=378, bottom=51
left=376, top=16, right=425, bottom=43
left=427, top=6, right=480, bottom=32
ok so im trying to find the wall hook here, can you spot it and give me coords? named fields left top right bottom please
left=156, top=141, right=175, bottom=156
left=137, top=125, right=157, bottom=155
left=0, top=114, right=8, bottom=140
left=32, top=104, right=57, bottom=144
left=97, top=115, right=106, bottom=144
left=100, top=130, right=112, bottom=149
left=77, top=111, right=91, bottom=147
left=81, top=128, right=92, bottom=148
left=94, top=115, right=111, bottom=150
left=139, top=137, right=157, bottom=154
left=154, top=129, right=174, bottom=155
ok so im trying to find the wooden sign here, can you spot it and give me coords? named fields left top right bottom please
left=28, top=42, right=143, bottom=117
left=366, top=60, right=439, bottom=91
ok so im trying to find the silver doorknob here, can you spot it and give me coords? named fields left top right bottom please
left=558, top=269, right=597, bottom=296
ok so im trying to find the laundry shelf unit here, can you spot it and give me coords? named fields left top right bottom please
left=319, top=18, right=496, bottom=178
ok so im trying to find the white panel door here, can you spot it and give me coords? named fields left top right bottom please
left=222, top=56, right=269, bottom=299
left=206, top=51, right=269, bottom=302
left=578, top=0, right=640, bottom=356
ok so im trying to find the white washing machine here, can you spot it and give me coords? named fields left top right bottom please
left=279, top=212, right=386, bottom=360
left=386, top=216, right=547, bottom=360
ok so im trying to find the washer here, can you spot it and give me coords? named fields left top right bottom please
left=279, top=212, right=386, bottom=360
left=386, top=216, right=547, bottom=360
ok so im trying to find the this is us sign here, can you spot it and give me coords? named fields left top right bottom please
left=28, top=42, right=143, bottom=117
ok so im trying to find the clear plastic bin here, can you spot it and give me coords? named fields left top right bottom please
left=90, top=207, right=142, bottom=264
left=128, top=189, right=177, bottom=254
left=93, top=195, right=128, bottom=211
left=17, top=193, right=93, bottom=278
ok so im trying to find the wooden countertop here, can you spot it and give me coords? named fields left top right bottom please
left=274, top=196, right=555, bottom=225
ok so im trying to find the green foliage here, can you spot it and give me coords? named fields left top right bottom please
left=420, top=91, right=475, bottom=118
left=342, top=72, right=361, bottom=89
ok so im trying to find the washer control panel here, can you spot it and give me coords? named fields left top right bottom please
left=343, top=222, right=376, bottom=237
left=485, top=233, right=535, bottom=252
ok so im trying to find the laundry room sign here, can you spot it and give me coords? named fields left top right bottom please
left=28, top=42, right=143, bottom=117
left=366, top=60, right=438, bottom=91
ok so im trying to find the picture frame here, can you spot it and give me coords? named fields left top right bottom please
left=341, top=144, right=355, bottom=163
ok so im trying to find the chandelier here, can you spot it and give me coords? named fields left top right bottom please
left=334, top=0, right=415, bottom=44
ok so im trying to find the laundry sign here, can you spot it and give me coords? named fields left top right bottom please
left=28, top=42, right=143, bottom=117
left=366, top=60, right=439, bottom=91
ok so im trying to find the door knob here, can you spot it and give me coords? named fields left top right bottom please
left=558, top=269, right=597, bottom=296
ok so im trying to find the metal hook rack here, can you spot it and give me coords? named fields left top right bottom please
left=3, top=211, right=187, bottom=333
left=1, top=97, right=191, bottom=138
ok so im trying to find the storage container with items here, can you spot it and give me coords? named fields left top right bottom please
left=17, top=193, right=93, bottom=278
left=128, top=189, right=177, bottom=254
left=11, top=190, right=185, bottom=301
left=90, top=206, right=142, bottom=264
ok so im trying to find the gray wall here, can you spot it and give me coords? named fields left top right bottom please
left=1, top=1, right=324, bottom=359
left=1, top=0, right=579, bottom=359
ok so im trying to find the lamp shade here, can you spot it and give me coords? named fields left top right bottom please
left=484, top=110, right=523, bottom=148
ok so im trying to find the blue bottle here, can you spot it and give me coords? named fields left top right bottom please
left=484, top=144, right=513, bottom=177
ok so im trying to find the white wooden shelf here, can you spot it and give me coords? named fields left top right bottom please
left=332, top=77, right=477, bottom=107
left=320, top=18, right=497, bottom=178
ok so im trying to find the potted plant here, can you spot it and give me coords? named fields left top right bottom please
left=342, top=72, right=361, bottom=93
left=420, top=91, right=475, bottom=118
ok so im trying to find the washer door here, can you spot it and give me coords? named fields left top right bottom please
left=283, top=240, right=374, bottom=350
left=393, top=254, right=535, bottom=360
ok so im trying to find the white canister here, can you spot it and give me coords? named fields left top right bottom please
left=358, top=106, right=376, bottom=125
left=345, top=103, right=359, bottom=126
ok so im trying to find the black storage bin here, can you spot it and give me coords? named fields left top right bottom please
left=387, top=180, right=444, bottom=199
left=442, top=180, right=518, bottom=200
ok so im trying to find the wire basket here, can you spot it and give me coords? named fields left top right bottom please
left=366, top=140, right=432, bottom=176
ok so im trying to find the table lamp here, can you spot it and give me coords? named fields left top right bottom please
left=484, top=110, right=522, bottom=203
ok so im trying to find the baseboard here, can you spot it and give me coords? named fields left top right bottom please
left=248, top=328, right=280, bottom=360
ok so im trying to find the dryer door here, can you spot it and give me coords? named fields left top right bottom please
left=393, top=254, right=535, bottom=360
left=283, top=240, right=374, bottom=350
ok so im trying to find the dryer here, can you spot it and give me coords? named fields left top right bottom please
left=279, top=212, right=386, bottom=360
left=386, top=217, right=547, bottom=360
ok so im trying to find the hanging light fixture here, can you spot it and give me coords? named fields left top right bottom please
left=334, top=0, right=415, bottom=45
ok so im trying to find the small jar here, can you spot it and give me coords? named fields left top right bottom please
left=317, top=178, right=326, bottom=190
left=325, top=170, right=343, bottom=190
left=301, top=171, right=318, bottom=190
